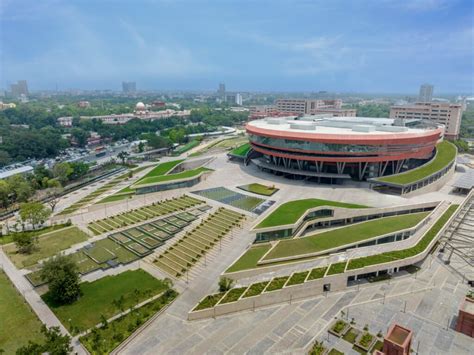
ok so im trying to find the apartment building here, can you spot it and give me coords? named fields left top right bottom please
left=276, top=99, right=342, bottom=115
left=390, top=102, right=463, bottom=139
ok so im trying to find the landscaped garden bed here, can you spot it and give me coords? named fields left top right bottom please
left=193, top=293, right=226, bottom=311
left=242, top=281, right=269, bottom=298
left=219, top=287, right=248, bottom=304
left=237, top=183, right=279, bottom=196
left=355, top=331, right=376, bottom=352
left=265, top=276, right=289, bottom=292
left=342, top=327, right=360, bottom=343
left=79, top=289, right=178, bottom=354
left=328, top=319, right=350, bottom=337
left=286, top=271, right=310, bottom=286
left=327, top=261, right=347, bottom=275
left=226, top=244, right=272, bottom=273
left=307, top=267, right=328, bottom=281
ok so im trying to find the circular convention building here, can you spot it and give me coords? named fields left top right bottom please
left=246, top=116, right=456, bottom=193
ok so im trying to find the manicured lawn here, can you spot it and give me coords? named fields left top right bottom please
left=4, top=226, right=89, bottom=269
left=80, top=290, right=178, bottom=355
left=263, top=212, right=429, bottom=260
left=286, top=271, right=309, bottom=286
left=376, top=141, right=456, bottom=185
left=343, top=328, right=358, bottom=343
left=43, top=270, right=170, bottom=333
left=238, top=183, right=278, bottom=196
left=256, top=198, right=368, bottom=228
left=193, top=293, right=226, bottom=311
left=141, top=160, right=185, bottom=178
left=219, top=287, right=248, bottom=304
left=230, top=143, right=251, bottom=157
left=174, top=140, right=200, bottom=154
left=348, top=205, right=458, bottom=270
left=265, top=276, right=289, bottom=292
left=97, top=193, right=133, bottom=204
left=307, top=266, right=328, bottom=281
left=134, top=167, right=212, bottom=186
left=242, top=281, right=269, bottom=298
left=327, top=261, right=347, bottom=275
left=0, top=271, right=44, bottom=354
left=226, top=244, right=271, bottom=273
left=0, top=223, right=68, bottom=245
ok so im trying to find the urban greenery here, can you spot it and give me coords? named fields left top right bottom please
left=225, top=244, right=271, bottom=273
left=256, top=198, right=368, bottom=228
left=237, top=183, right=278, bottom=196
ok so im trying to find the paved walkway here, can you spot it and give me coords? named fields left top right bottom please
left=0, top=247, right=87, bottom=355
left=118, top=255, right=471, bottom=354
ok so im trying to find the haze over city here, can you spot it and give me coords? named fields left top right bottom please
left=2, top=0, right=473, bottom=93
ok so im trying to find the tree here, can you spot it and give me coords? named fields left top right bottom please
left=40, top=255, right=81, bottom=304
left=7, top=175, right=33, bottom=202
left=45, top=187, right=63, bottom=212
left=71, top=127, right=89, bottom=147
left=117, top=151, right=130, bottom=165
left=15, top=325, right=72, bottom=355
left=138, top=141, right=145, bottom=153
left=13, top=233, right=37, bottom=254
left=68, top=162, right=89, bottom=181
left=19, top=202, right=51, bottom=229
left=218, top=277, right=234, bottom=292
left=52, top=162, right=73, bottom=185
left=0, top=180, right=11, bottom=209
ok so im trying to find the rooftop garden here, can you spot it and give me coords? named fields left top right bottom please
left=133, top=167, right=212, bottom=186
left=375, top=141, right=456, bottom=185
left=348, top=204, right=458, bottom=270
left=230, top=143, right=251, bottom=157
left=237, top=183, right=279, bottom=196
left=226, top=244, right=272, bottom=273
left=256, top=198, right=368, bottom=229
left=263, top=212, right=429, bottom=260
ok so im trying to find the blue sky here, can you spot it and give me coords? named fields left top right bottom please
left=1, top=0, right=473, bottom=93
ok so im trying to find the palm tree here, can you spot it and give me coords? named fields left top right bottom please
left=117, top=151, right=130, bottom=165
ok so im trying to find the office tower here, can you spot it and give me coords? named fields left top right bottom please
left=122, top=81, right=137, bottom=93
left=218, top=83, right=226, bottom=100
left=10, top=80, right=29, bottom=97
left=418, top=84, right=434, bottom=102
left=235, top=93, right=243, bottom=106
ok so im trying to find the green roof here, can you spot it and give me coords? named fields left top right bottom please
left=230, top=143, right=251, bottom=157
left=375, top=141, right=456, bottom=186
left=140, top=159, right=184, bottom=179
left=133, top=167, right=212, bottom=186
left=262, top=212, right=429, bottom=260
left=256, top=198, right=368, bottom=228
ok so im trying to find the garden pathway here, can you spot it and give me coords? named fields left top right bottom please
left=0, top=247, right=87, bottom=355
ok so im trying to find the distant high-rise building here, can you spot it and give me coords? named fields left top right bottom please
left=218, top=83, right=226, bottom=100
left=122, top=81, right=136, bottom=94
left=418, top=84, right=434, bottom=102
left=10, top=80, right=29, bottom=98
left=235, top=93, right=243, bottom=106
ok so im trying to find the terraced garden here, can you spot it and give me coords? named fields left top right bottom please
left=237, top=183, right=278, bottom=196
left=155, top=208, right=246, bottom=277
left=193, top=186, right=269, bottom=213
left=229, top=142, right=251, bottom=157
left=59, top=166, right=150, bottom=215
left=256, top=198, right=368, bottom=229
left=262, top=212, right=429, bottom=260
left=134, top=167, right=212, bottom=186
left=88, top=195, right=203, bottom=235
left=190, top=136, right=248, bottom=157
left=375, top=141, right=456, bottom=185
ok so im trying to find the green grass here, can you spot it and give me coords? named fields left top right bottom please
left=80, top=289, right=178, bottom=355
left=242, top=281, right=269, bottom=298
left=174, top=140, right=200, bottom=154
left=256, top=198, right=368, bottom=228
left=332, top=320, right=348, bottom=334
left=238, top=183, right=278, bottom=196
left=141, top=160, right=185, bottom=178
left=376, top=141, right=456, bottom=185
left=0, top=271, right=45, bottom=354
left=343, top=328, right=358, bottom=343
left=97, top=193, right=134, bottom=204
left=0, top=224, right=68, bottom=245
left=348, top=205, right=458, bottom=270
left=307, top=266, right=328, bottom=281
left=4, top=226, right=90, bottom=269
left=286, top=271, right=309, bottom=286
left=328, top=349, right=344, bottom=355
left=43, top=270, right=169, bottom=333
left=219, top=287, right=248, bottom=304
left=193, top=293, right=226, bottom=311
left=263, top=212, right=429, bottom=260
left=134, top=167, right=212, bottom=186
left=230, top=143, right=251, bottom=157
left=225, top=244, right=271, bottom=273
left=265, top=276, right=289, bottom=292
left=327, top=261, right=347, bottom=275
left=358, top=332, right=374, bottom=348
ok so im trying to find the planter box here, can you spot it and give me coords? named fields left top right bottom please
left=328, top=320, right=350, bottom=337
left=355, top=332, right=376, bottom=352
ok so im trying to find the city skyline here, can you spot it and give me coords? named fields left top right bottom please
left=1, top=0, right=473, bottom=93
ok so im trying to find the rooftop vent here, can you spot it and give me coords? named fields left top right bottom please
left=290, top=122, right=317, bottom=131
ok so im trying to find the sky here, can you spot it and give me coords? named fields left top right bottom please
left=1, top=0, right=473, bottom=93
